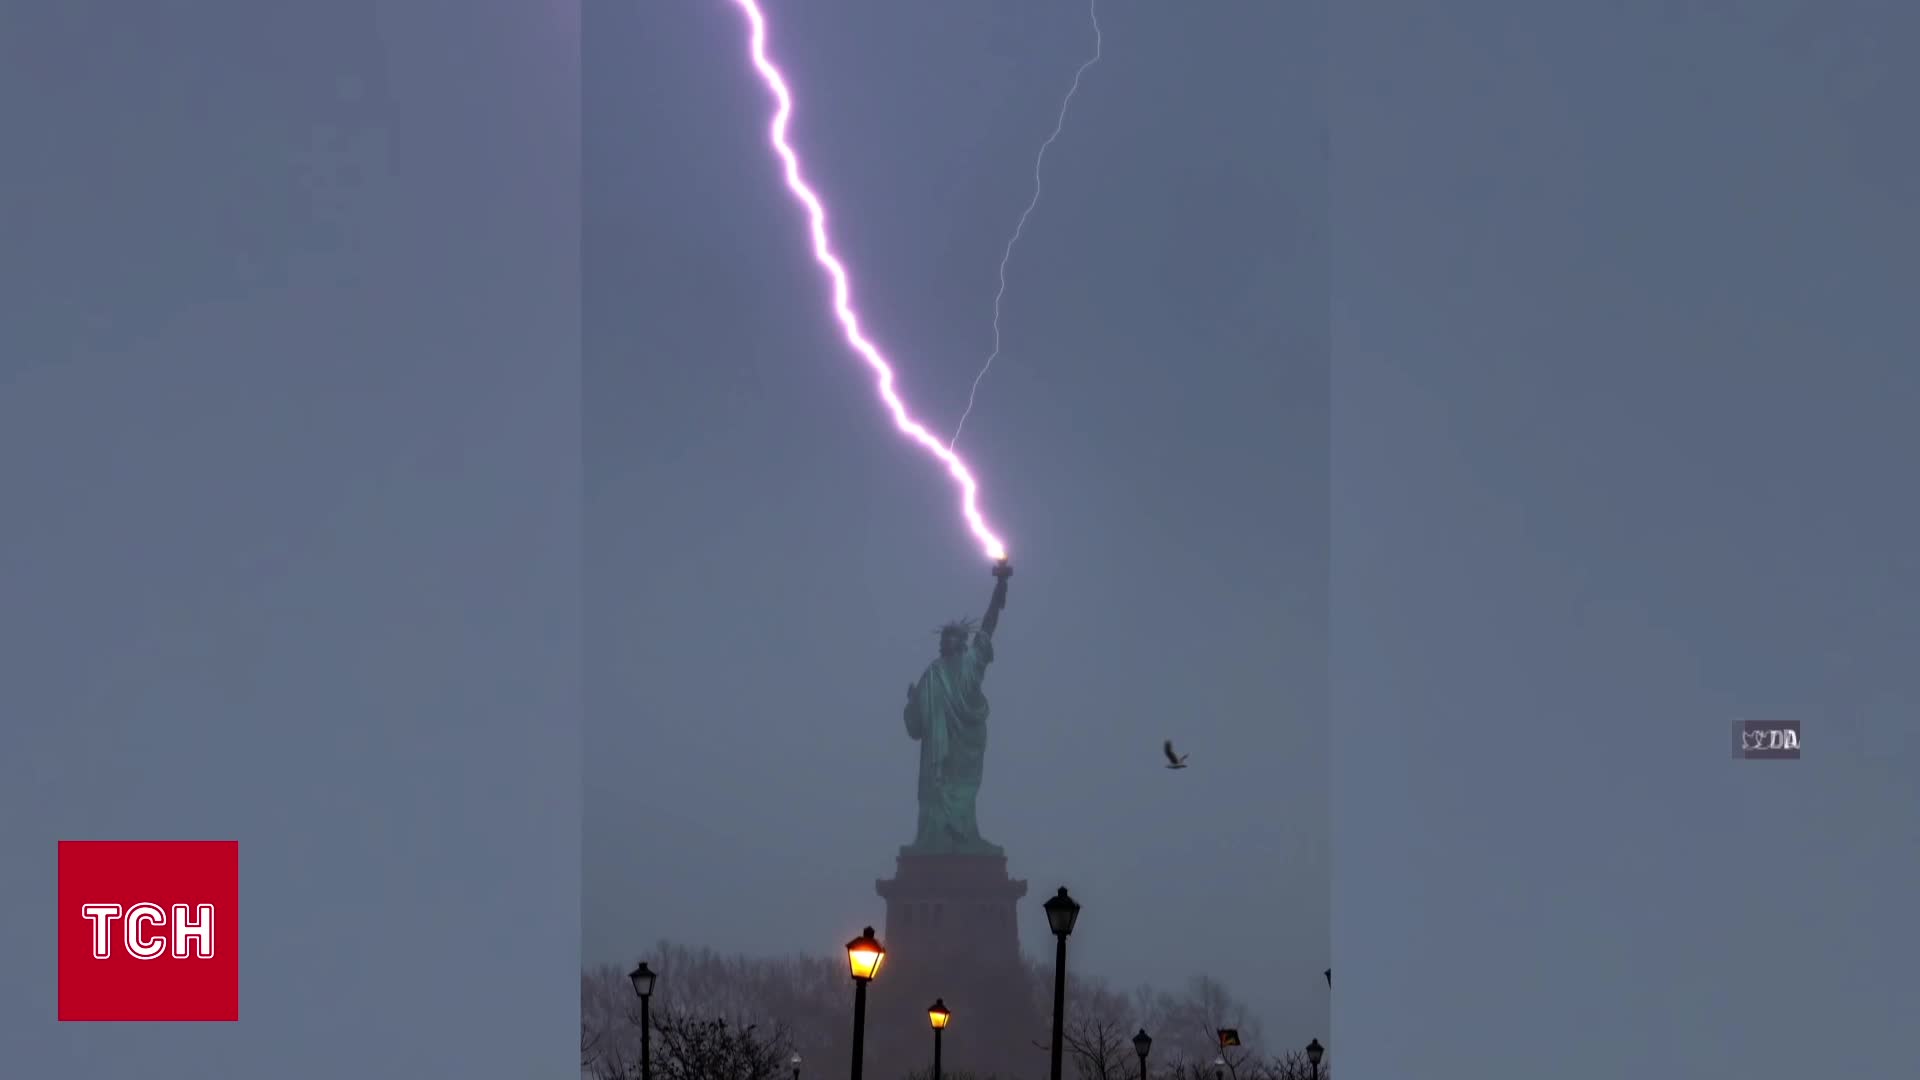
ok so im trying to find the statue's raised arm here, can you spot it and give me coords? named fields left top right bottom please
left=981, top=557, right=1011, bottom=636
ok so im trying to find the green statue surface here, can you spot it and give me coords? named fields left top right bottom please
left=902, top=558, right=1013, bottom=856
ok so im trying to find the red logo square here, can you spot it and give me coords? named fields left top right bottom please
left=57, top=840, right=239, bottom=1021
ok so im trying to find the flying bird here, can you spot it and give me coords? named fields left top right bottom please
left=1163, top=740, right=1189, bottom=769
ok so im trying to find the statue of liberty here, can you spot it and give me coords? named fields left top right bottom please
left=902, top=558, right=1012, bottom=855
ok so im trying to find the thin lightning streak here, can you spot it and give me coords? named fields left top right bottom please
left=726, top=0, right=1009, bottom=563
left=950, top=0, right=1103, bottom=451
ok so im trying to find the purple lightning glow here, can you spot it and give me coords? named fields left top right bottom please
left=952, top=0, right=1103, bottom=452
left=726, top=0, right=1009, bottom=563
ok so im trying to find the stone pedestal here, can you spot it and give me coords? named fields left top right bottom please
left=877, top=850, right=1027, bottom=971
left=867, top=850, right=1043, bottom=1079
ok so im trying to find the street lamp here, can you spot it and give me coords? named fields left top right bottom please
left=1305, top=1039, right=1323, bottom=1080
left=627, top=962, right=657, bottom=1080
left=845, top=927, right=885, bottom=1080
left=790, top=1051, right=802, bottom=1080
left=1212, top=1054, right=1225, bottom=1080
left=927, top=998, right=951, bottom=1080
left=1042, top=887, right=1080, bottom=1080
left=1131, top=1029, right=1152, bottom=1080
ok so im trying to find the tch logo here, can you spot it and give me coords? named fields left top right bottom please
left=57, top=840, right=239, bottom=1021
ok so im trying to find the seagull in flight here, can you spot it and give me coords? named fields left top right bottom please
left=1163, top=740, right=1189, bottom=769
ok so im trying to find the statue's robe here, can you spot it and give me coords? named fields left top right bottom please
left=903, top=631, right=998, bottom=853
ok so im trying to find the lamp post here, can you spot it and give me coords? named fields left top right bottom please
left=633, top=957, right=664, bottom=1076
left=927, top=998, right=950, bottom=1080
left=1213, top=1054, right=1225, bottom=1080
left=845, top=927, right=885, bottom=1080
left=1042, top=887, right=1081, bottom=1080
left=790, top=1051, right=802, bottom=1080
left=1305, top=1039, right=1323, bottom=1080
left=627, top=962, right=657, bottom=1080
left=1131, top=1029, right=1152, bottom=1080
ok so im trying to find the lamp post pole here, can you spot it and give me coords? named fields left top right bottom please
left=844, top=927, right=885, bottom=1080
left=627, top=963, right=657, bottom=1080
left=851, top=981, right=867, bottom=1080
left=927, top=999, right=950, bottom=1080
left=1042, top=888, right=1081, bottom=1080
left=1131, top=1029, right=1152, bottom=1080
left=1049, top=932, right=1067, bottom=1080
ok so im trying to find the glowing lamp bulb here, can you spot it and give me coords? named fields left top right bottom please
left=845, top=926, right=885, bottom=982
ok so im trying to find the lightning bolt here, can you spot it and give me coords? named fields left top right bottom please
left=950, top=0, right=1104, bottom=451
left=725, top=0, right=1010, bottom=563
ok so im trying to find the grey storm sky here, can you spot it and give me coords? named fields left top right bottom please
left=1334, top=1, right=1916, bottom=1076
left=583, top=0, right=1329, bottom=1053
left=0, top=1, right=578, bottom=1075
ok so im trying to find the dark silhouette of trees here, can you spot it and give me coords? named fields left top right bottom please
left=1154, top=1049, right=1327, bottom=1080
left=582, top=940, right=1321, bottom=1080
left=1019, top=963, right=1285, bottom=1080
left=582, top=941, right=836, bottom=1080
left=650, top=1012, right=792, bottom=1080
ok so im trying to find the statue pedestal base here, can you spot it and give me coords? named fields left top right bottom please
left=877, top=849, right=1028, bottom=969
left=871, top=852, right=1040, bottom=1078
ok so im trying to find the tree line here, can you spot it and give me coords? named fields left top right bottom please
left=583, top=940, right=1326, bottom=1080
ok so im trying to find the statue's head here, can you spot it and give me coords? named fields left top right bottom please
left=936, top=618, right=976, bottom=657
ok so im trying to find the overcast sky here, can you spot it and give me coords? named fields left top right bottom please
left=0, top=1, right=578, bottom=1074
left=583, top=0, right=1329, bottom=1053
left=1333, top=1, right=1916, bottom=1075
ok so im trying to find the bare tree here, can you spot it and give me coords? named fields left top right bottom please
left=1162, top=1050, right=1329, bottom=1080
left=1055, top=972, right=1140, bottom=1080
left=583, top=964, right=642, bottom=1080
left=1062, top=1015, right=1135, bottom=1080
left=1252, top=1048, right=1327, bottom=1080
left=1008, top=961, right=1281, bottom=1080
left=584, top=939, right=1290, bottom=1080
left=1113, top=974, right=1267, bottom=1077
left=583, top=944, right=849, bottom=1080
left=651, top=1009, right=791, bottom=1080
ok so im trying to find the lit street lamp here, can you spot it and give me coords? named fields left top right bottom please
left=845, top=927, right=885, bottom=1080
left=1305, top=1039, right=1324, bottom=1080
left=790, top=1051, right=802, bottom=1080
left=927, top=998, right=951, bottom=1080
left=1213, top=1054, right=1225, bottom=1080
left=1131, top=1029, right=1152, bottom=1080
left=627, top=962, right=657, bottom=1080
left=1043, top=887, right=1081, bottom=1080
